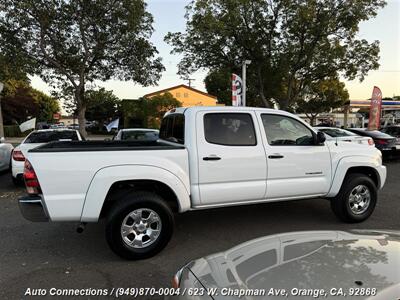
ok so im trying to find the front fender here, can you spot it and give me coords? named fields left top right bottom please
left=326, top=156, right=387, bottom=198
left=80, top=165, right=191, bottom=222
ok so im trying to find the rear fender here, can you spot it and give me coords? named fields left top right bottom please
left=80, top=165, right=191, bottom=222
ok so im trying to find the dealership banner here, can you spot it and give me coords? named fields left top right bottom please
left=367, top=86, right=382, bottom=131
left=232, top=74, right=243, bottom=106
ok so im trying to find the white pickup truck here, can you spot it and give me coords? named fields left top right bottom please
left=19, top=107, right=387, bottom=260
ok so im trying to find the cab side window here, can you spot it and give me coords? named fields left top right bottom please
left=261, top=114, right=315, bottom=146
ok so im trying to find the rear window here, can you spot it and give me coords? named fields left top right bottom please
left=159, top=114, right=185, bottom=144
left=24, top=131, right=79, bottom=143
left=356, top=130, right=394, bottom=138
left=121, top=130, right=159, bottom=141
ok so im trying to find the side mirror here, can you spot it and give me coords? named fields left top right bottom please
left=316, top=131, right=326, bottom=144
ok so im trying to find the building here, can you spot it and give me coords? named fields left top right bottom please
left=144, top=84, right=218, bottom=107
left=59, top=115, right=76, bottom=126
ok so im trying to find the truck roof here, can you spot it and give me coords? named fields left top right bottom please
left=171, top=106, right=288, bottom=115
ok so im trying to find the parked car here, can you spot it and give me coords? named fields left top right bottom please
left=0, top=137, right=13, bottom=172
left=113, top=128, right=159, bottom=141
left=49, top=123, right=66, bottom=129
left=172, top=230, right=400, bottom=300
left=380, top=125, right=400, bottom=150
left=346, top=128, right=397, bottom=153
left=18, top=107, right=386, bottom=259
left=67, top=124, right=79, bottom=130
left=315, top=127, right=374, bottom=146
left=11, top=129, right=82, bottom=184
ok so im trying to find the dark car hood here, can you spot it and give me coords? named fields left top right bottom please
left=187, top=230, right=400, bottom=299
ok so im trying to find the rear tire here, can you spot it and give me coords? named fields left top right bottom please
left=105, top=191, right=174, bottom=260
left=330, top=173, right=377, bottom=223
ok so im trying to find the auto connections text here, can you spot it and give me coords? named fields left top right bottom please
left=24, top=287, right=378, bottom=298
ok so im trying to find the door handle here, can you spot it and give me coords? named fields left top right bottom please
left=203, top=156, right=221, bottom=161
left=268, top=154, right=284, bottom=159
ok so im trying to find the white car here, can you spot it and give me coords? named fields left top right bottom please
left=0, top=137, right=13, bottom=172
left=315, top=127, right=374, bottom=146
left=18, top=107, right=386, bottom=259
left=11, top=129, right=82, bottom=184
left=113, top=128, right=159, bottom=141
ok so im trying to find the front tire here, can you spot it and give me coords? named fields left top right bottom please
left=330, top=173, right=377, bottom=223
left=105, top=191, right=174, bottom=260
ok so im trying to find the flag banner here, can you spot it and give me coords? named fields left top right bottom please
left=232, top=74, right=243, bottom=106
left=19, top=118, right=36, bottom=132
left=106, top=118, right=119, bottom=132
left=367, top=86, right=382, bottom=131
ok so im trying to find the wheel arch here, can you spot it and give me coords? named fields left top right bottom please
left=100, top=179, right=181, bottom=219
left=327, top=157, right=383, bottom=198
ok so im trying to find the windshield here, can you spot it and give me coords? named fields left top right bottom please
left=319, top=128, right=357, bottom=137
left=24, top=131, right=79, bottom=143
left=120, top=130, right=159, bottom=141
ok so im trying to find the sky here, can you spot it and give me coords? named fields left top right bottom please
left=30, top=0, right=400, bottom=103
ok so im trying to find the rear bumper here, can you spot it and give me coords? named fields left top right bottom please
left=18, top=195, right=49, bottom=222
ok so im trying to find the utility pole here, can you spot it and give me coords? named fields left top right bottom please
left=0, top=82, right=4, bottom=138
left=242, top=60, right=251, bottom=106
left=186, top=78, right=195, bottom=87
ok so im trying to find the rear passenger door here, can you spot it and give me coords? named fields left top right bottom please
left=196, top=111, right=267, bottom=205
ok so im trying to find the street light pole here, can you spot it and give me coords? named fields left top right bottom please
left=0, top=82, right=4, bottom=138
left=242, top=60, right=251, bottom=107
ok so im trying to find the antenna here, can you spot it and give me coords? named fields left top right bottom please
left=186, top=78, right=195, bottom=87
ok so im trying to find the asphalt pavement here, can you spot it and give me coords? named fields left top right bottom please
left=0, top=158, right=399, bottom=299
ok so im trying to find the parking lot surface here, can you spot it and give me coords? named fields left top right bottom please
left=0, top=158, right=399, bottom=299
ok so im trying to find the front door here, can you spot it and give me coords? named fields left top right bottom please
left=258, top=113, right=332, bottom=199
left=196, top=111, right=267, bottom=205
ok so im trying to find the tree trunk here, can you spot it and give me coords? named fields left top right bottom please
left=257, top=66, right=271, bottom=108
left=75, top=87, right=87, bottom=138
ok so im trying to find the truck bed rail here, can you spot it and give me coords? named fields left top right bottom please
left=29, top=140, right=185, bottom=152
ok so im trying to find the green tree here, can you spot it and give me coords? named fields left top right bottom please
left=166, top=0, right=384, bottom=109
left=85, top=88, right=121, bottom=131
left=144, top=92, right=181, bottom=128
left=204, top=69, right=232, bottom=106
left=1, top=80, right=60, bottom=124
left=32, top=89, right=60, bottom=123
left=295, top=78, right=349, bottom=125
left=0, top=0, right=164, bottom=137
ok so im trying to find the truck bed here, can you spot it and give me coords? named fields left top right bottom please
left=29, top=140, right=184, bottom=152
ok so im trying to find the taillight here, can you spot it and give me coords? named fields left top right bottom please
left=12, top=150, right=25, bottom=161
left=375, top=139, right=389, bottom=145
left=368, top=139, right=375, bottom=146
left=172, top=268, right=184, bottom=289
left=23, top=160, right=42, bottom=195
